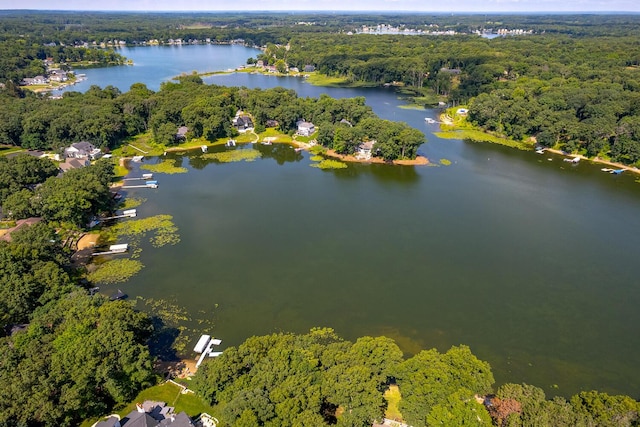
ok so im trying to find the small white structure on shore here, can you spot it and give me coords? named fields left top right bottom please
left=194, top=335, right=223, bottom=368
left=563, top=156, right=580, bottom=163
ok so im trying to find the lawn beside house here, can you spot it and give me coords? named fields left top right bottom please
left=81, top=382, right=216, bottom=427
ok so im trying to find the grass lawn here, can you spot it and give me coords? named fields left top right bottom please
left=0, top=146, right=25, bottom=156
left=82, top=382, right=215, bottom=427
left=384, top=384, right=403, bottom=421
left=112, top=132, right=165, bottom=157
left=437, top=107, right=533, bottom=151
left=305, top=72, right=349, bottom=86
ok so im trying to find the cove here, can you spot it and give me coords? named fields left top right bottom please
left=80, top=44, right=640, bottom=398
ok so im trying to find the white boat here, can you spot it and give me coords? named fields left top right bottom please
left=424, top=118, right=436, bottom=124
left=201, top=145, right=208, bottom=152
left=535, top=148, right=545, bottom=154
left=225, top=139, right=236, bottom=147
left=261, top=141, right=273, bottom=145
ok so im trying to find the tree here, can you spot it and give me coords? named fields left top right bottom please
left=275, top=59, right=288, bottom=73
left=393, top=345, right=494, bottom=427
left=0, top=293, right=154, bottom=426
left=426, top=389, right=492, bottom=426
left=34, top=160, right=114, bottom=227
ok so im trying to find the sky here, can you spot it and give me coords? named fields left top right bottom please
left=2, top=0, right=640, bottom=13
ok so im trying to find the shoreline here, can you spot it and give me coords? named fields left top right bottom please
left=543, top=148, right=640, bottom=176
left=324, top=148, right=429, bottom=166
left=440, top=113, right=640, bottom=176
left=159, top=139, right=429, bottom=166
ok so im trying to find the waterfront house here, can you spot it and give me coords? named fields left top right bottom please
left=95, top=401, right=195, bottom=427
left=59, top=157, right=90, bottom=173
left=356, top=140, right=376, bottom=160
left=233, top=114, right=253, bottom=131
left=176, top=126, right=189, bottom=141
left=64, top=141, right=102, bottom=160
left=297, top=121, right=316, bottom=137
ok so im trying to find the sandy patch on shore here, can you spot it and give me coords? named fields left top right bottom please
left=77, top=233, right=100, bottom=250
left=324, top=149, right=429, bottom=166
left=154, top=358, right=199, bottom=378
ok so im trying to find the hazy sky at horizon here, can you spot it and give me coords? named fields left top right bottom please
left=3, top=0, right=640, bottom=13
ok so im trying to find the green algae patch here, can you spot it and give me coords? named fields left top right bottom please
left=435, top=129, right=531, bottom=150
left=309, top=145, right=327, bottom=155
left=87, top=258, right=144, bottom=284
left=310, top=155, right=325, bottom=162
left=119, top=197, right=146, bottom=210
left=439, top=158, right=452, bottom=166
left=112, top=214, right=180, bottom=248
left=202, top=149, right=262, bottom=163
left=136, top=297, right=217, bottom=356
left=311, top=159, right=348, bottom=170
left=140, top=159, right=188, bottom=174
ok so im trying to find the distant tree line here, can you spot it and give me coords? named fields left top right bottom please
left=0, top=39, right=127, bottom=84
left=282, top=32, right=640, bottom=165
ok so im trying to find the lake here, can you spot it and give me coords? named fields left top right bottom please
left=80, top=45, right=640, bottom=398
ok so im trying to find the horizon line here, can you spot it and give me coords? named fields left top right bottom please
left=2, top=9, right=640, bottom=14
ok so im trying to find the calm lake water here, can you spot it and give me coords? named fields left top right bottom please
left=82, top=45, right=640, bottom=398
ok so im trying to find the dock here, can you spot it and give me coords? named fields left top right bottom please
left=123, top=173, right=153, bottom=181
left=122, top=181, right=158, bottom=189
left=194, top=335, right=223, bottom=368
left=92, top=243, right=129, bottom=256
left=101, top=209, right=137, bottom=221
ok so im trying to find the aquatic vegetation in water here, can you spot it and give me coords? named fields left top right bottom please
left=202, top=149, right=261, bottom=162
left=141, top=159, right=188, bottom=174
left=87, top=258, right=144, bottom=284
left=137, top=297, right=217, bottom=355
left=310, top=159, right=348, bottom=170
left=113, top=215, right=180, bottom=248
left=439, top=158, right=452, bottom=166
left=309, top=145, right=327, bottom=155
left=119, top=197, right=146, bottom=210
left=310, top=155, right=324, bottom=162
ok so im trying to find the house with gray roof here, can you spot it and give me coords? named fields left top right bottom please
left=64, top=141, right=102, bottom=160
left=94, top=401, right=195, bottom=427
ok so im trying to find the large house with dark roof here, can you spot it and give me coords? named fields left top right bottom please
left=94, top=401, right=195, bottom=427
left=64, top=141, right=102, bottom=160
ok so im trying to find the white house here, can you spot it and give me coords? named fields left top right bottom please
left=64, top=141, right=102, bottom=160
left=356, top=140, right=376, bottom=160
left=297, top=121, right=316, bottom=137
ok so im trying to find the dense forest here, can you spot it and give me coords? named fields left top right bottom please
left=192, top=328, right=640, bottom=427
left=0, top=156, right=157, bottom=426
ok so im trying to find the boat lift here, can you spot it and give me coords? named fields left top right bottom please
left=92, top=243, right=129, bottom=256
left=194, top=335, right=223, bottom=368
